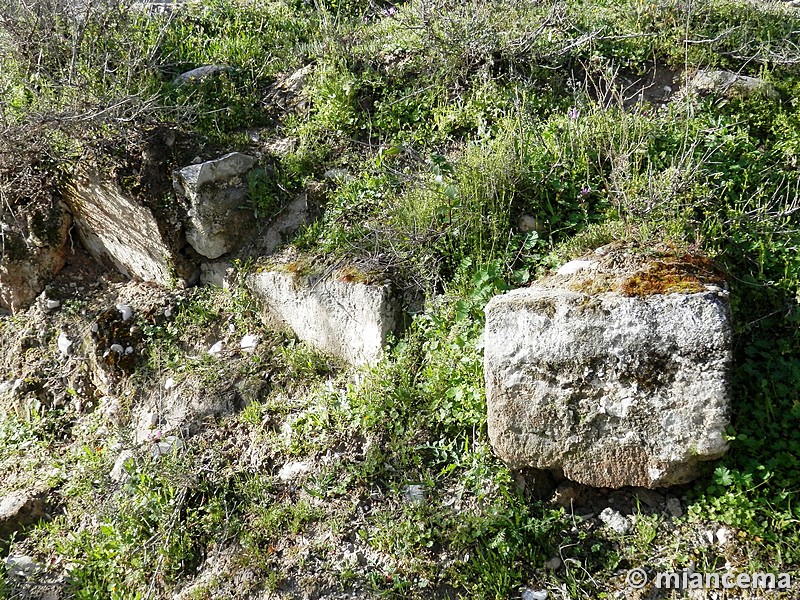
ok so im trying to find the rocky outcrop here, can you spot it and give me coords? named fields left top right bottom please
left=0, top=200, right=71, bottom=313
left=247, top=259, right=401, bottom=366
left=484, top=250, right=732, bottom=488
left=66, top=167, right=196, bottom=285
left=687, top=70, right=779, bottom=99
left=173, top=152, right=258, bottom=259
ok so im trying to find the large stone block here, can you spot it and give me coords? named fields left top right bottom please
left=485, top=282, right=732, bottom=488
left=687, top=69, right=779, bottom=99
left=173, top=152, right=257, bottom=259
left=247, top=266, right=400, bottom=366
left=66, top=167, right=195, bottom=285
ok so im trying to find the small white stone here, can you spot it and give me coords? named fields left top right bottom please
left=208, top=341, right=223, bottom=356
left=278, top=461, right=310, bottom=481
left=164, top=377, right=175, bottom=390
left=46, top=299, right=61, bottom=309
left=240, top=334, right=259, bottom=351
left=164, top=307, right=172, bottom=318
left=91, top=322, right=99, bottom=333
left=518, top=214, right=542, bottom=233
left=110, top=344, right=124, bottom=354
left=57, top=332, right=72, bottom=355
left=556, top=259, right=595, bottom=276
left=125, top=346, right=134, bottom=355
left=599, top=507, right=631, bottom=534
left=716, top=526, right=733, bottom=547
left=521, top=589, right=548, bottom=600
left=116, top=304, right=133, bottom=321
left=228, top=323, right=236, bottom=333
left=110, top=451, right=134, bottom=482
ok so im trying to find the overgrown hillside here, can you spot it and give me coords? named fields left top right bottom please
left=2, top=0, right=800, bottom=598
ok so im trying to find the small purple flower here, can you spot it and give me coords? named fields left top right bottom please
left=568, top=107, right=580, bottom=120
left=384, top=6, right=397, bottom=16
left=580, top=185, right=591, bottom=196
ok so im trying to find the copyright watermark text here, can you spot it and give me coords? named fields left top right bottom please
left=626, top=568, right=792, bottom=591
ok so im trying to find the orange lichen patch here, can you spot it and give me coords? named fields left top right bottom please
left=619, top=255, right=725, bottom=297
left=336, top=265, right=369, bottom=284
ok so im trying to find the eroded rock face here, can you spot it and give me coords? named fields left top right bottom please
left=173, top=152, right=257, bottom=260
left=0, top=491, right=47, bottom=542
left=247, top=265, right=401, bottom=366
left=485, top=278, right=732, bottom=488
left=66, top=167, right=195, bottom=285
left=0, top=201, right=71, bottom=313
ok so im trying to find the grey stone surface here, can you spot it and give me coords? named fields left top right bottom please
left=247, top=267, right=401, bottom=366
left=599, top=507, right=631, bottom=534
left=0, top=491, right=47, bottom=540
left=173, top=152, right=257, bottom=259
left=173, top=64, right=230, bottom=85
left=484, top=284, right=732, bottom=488
left=66, top=167, right=192, bottom=285
left=688, top=69, right=779, bottom=99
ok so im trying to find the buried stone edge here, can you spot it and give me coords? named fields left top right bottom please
left=246, top=266, right=402, bottom=367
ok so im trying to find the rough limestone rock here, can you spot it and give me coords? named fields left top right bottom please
left=485, top=253, right=732, bottom=488
left=0, top=491, right=47, bottom=541
left=688, top=69, right=779, bottom=99
left=66, top=167, right=194, bottom=285
left=247, top=264, right=400, bottom=366
left=173, top=64, right=231, bottom=85
left=173, top=152, right=257, bottom=259
left=0, top=201, right=71, bottom=313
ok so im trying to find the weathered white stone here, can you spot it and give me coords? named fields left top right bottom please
left=110, top=451, right=134, bottom=483
left=199, top=260, right=233, bottom=288
left=57, top=332, right=73, bottom=355
left=485, top=284, right=732, bottom=489
left=599, top=507, right=631, bottom=534
left=66, top=168, right=189, bottom=284
left=173, top=152, right=257, bottom=259
left=688, top=69, right=779, bottom=99
left=173, top=64, right=230, bottom=85
left=666, top=497, right=683, bottom=518
left=247, top=268, right=401, bottom=366
left=3, top=555, right=40, bottom=578
left=132, top=378, right=240, bottom=442
left=252, top=193, right=310, bottom=256
left=240, top=334, right=259, bottom=352
left=277, top=461, right=310, bottom=481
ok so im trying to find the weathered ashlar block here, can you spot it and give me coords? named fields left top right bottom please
left=66, top=167, right=192, bottom=285
left=173, top=152, right=257, bottom=260
left=247, top=267, right=400, bottom=367
left=485, top=278, right=732, bottom=489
